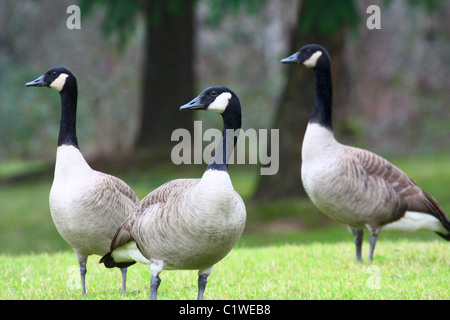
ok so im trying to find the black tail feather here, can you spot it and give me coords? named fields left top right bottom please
left=435, top=214, right=450, bottom=240
left=99, top=252, right=136, bottom=269
left=436, top=232, right=450, bottom=241
left=422, top=191, right=450, bottom=240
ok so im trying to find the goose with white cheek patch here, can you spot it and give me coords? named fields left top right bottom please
left=282, top=44, right=450, bottom=262
left=26, top=67, right=139, bottom=295
left=100, top=86, right=246, bottom=300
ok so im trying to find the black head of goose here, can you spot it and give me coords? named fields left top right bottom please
left=181, top=86, right=242, bottom=171
left=100, top=86, right=246, bottom=300
left=26, top=67, right=139, bottom=295
left=282, top=44, right=450, bottom=262
left=26, top=67, right=79, bottom=147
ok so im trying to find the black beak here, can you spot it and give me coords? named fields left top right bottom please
left=281, top=52, right=300, bottom=64
left=180, top=95, right=204, bottom=111
left=25, top=75, right=46, bottom=87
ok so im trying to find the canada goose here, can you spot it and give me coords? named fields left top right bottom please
left=100, top=86, right=247, bottom=300
left=281, top=44, right=450, bottom=262
left=25, top=67, right=139, bottom=295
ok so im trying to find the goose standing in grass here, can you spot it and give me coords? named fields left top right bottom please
left=100, top=86, right=246, bottom=300
left=281, top=44, right=450, bottom=262
left=26, top=67, right=139, bottom=295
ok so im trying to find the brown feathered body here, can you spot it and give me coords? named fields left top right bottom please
left=50, top=145, right=139, bottom=261
left=301, top=123, right=449, bottom=235
left=105, top=169, right=246, bottom=271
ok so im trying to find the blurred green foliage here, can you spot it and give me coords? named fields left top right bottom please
left=79, top=0, right=268, bottom=49
left=0, top=0, right=448, bottom=164
left=0, top=62, right=57, bottom=160
left=80, top=0, right=140, bottom=49
left=382, top=0, right=446, bottom=14
left=298, top=0, right=359, bottom=36
left=0, top=60, right=97, bottom=161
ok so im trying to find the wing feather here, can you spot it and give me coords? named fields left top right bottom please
left=348, top=147, right=449, bottom=227
left=110, top=178, right=199, bottom=251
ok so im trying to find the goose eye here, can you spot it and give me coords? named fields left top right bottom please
left=51, top=71, right=57, bottom=76
left=210, top=91, right=218, bottom=97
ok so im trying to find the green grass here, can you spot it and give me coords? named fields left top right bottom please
left=0, top=159, right=48, bottom=180
left=0, top=154, right=449, bottom=299
left=1, top=237, right=448, bottom=299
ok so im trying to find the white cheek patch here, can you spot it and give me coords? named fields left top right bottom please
left=303, top=51, right=323, bottom=68
left=50, top=73, right=69, bottom=92
left=208, top=92, right=232, bottom=113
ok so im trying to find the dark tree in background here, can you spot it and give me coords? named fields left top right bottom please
left=81, top=0, right=261, bottom=161
left=135, top=0, right=195, bottom=156
left=251, top=0, right=443, bottom=201
left=82, top=0, right=359, bottom=197
left=81, top=0, right=444, bottom=202
left=82, top=0, right=195, bottom=160
left=252, top=0, right=359, bottom=200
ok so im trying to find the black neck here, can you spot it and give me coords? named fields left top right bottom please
left=206, top=109, right=241, bottom=172
left=310, top=68, right=333, bottom=130
left=57, top=87, right=79, bottom=148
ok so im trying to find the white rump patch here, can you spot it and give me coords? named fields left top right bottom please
left=303, top=51, right=323, bottom=68
left=111, top=241, right=151, bottom=265
left=382, top=211, right=447, bottom=233
left=50, top=73, right=69, bottom=92
left=208, top=92, right=232, bottom=113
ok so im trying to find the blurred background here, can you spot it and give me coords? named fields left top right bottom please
left=0, top=0, right=449, bottom=253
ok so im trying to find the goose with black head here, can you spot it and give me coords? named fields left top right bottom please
left=282, top=44, right=450, bottom=262
left=26, top=67, right=139, bottom=295
left=100, top=86, right=246, bottom=300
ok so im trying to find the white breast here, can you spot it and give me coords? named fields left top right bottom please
left=301, top=123, right=341, bottom=199
left=301, top=123, right=339, bottom=162
left=301, top=123, right=365, bottom=225
left=50, top=145, right=93, bottom=209
left=49, top=145, right=109, bottom=255
left=135, top=169, right=246, bottom=270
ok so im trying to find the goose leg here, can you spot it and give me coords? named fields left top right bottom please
left=150, top=275, right=161, bottom=300
left=79, top=262, right=87, bottom=296
left=149, top=261, right=164, bottom=300
left=120, top=267, right=127, bottom=295
left=197, top=266, right=214, bottom=300
left=368, top=227, right=380, bottom=262
left=348, top=227, right=364, bottom=263
left=75, top=252, right=88, bottom=296
left=197, top=275, right=208, bottom=300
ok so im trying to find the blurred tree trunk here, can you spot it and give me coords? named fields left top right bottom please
left=134, top=0, right=195, bottom=159
left=252, top=0, right=353, bottom=200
